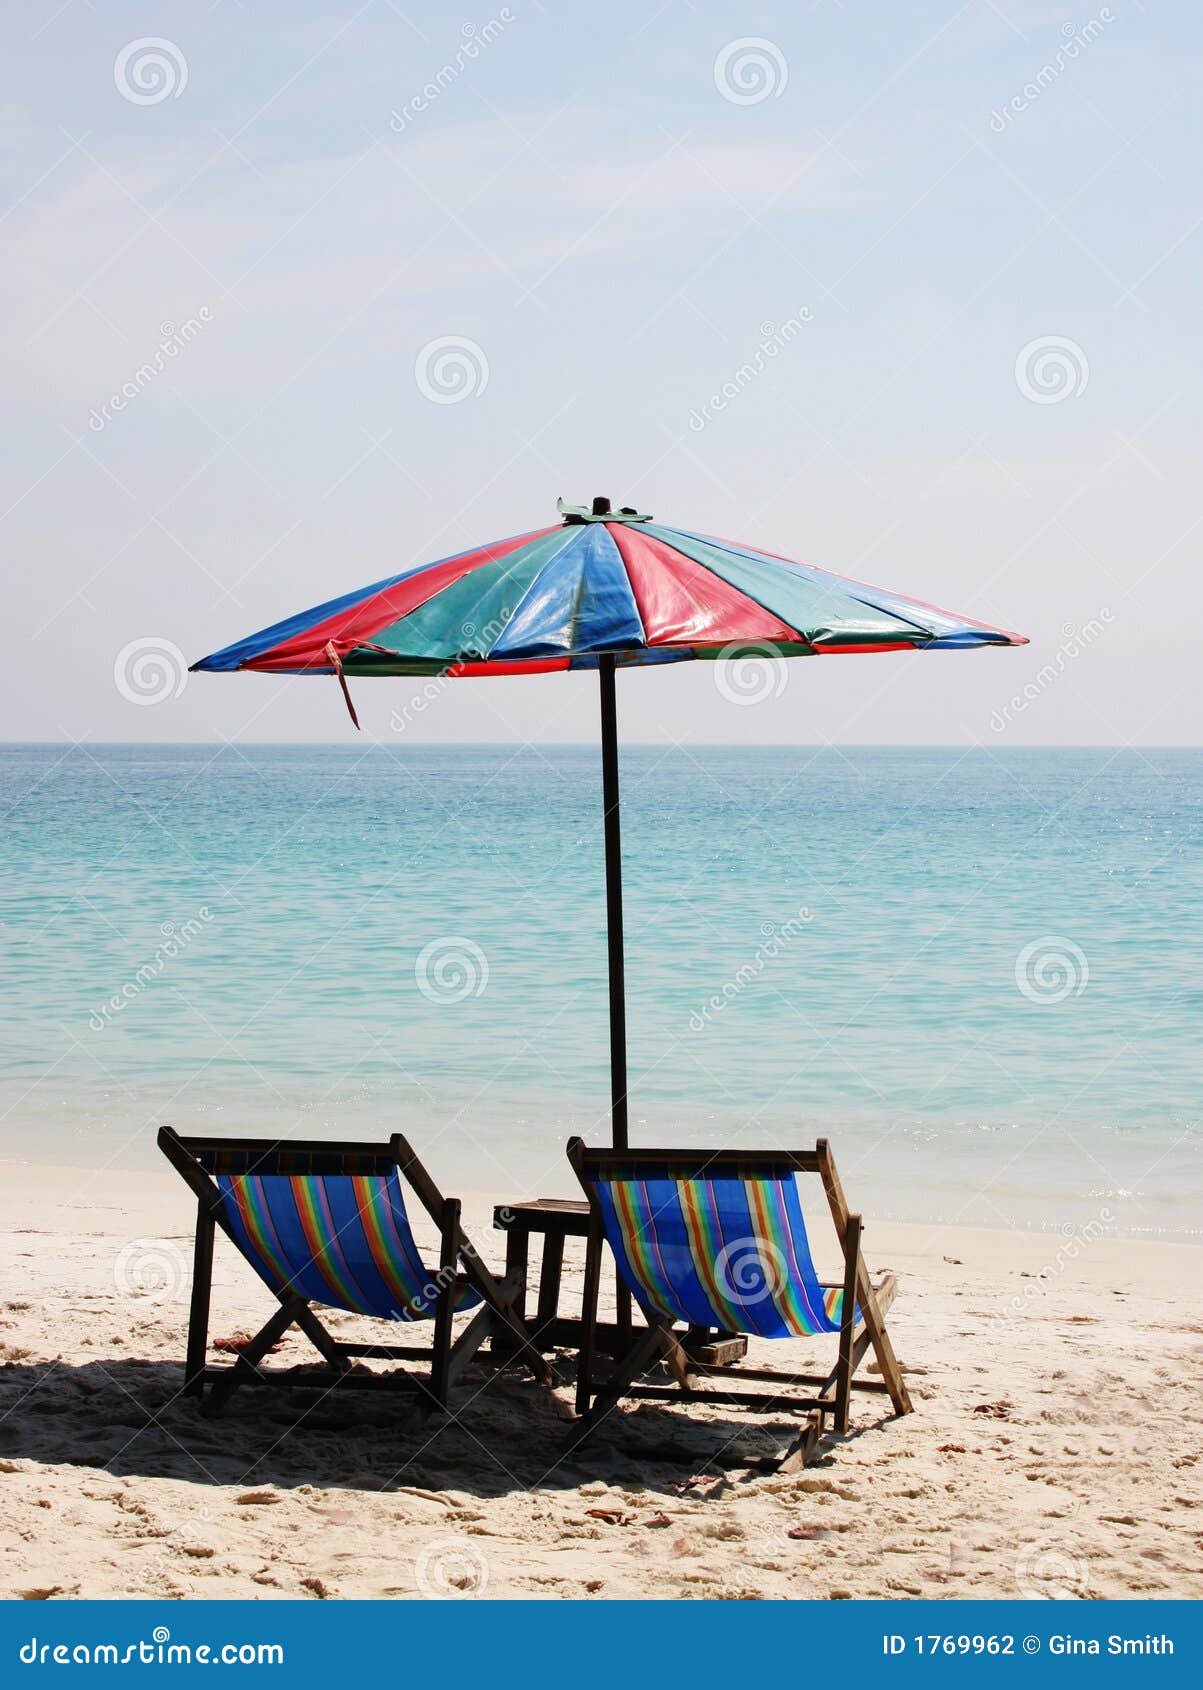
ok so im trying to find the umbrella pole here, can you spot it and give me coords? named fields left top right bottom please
left=598, top=655, right=628, bottom=1151
left=598, top=654, right=632, bottom=1341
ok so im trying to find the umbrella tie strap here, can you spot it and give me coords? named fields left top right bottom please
left=324, top=641, right=361, bottom=731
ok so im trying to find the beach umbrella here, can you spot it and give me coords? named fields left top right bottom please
left=192, top=495, right=1027, bottom=1150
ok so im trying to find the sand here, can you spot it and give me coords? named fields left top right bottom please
left=1, top=1159, right=1200, bottom=1602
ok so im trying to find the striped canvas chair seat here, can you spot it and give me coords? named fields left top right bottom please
left=216, top=1167, right=482, bottom=1323
left=589, top=1163, right=848, bottom=1339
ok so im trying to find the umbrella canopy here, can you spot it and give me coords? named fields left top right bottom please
left=192, top=497, right=1026, bottom=683
left=191, top=497, right=1027, bottom=1153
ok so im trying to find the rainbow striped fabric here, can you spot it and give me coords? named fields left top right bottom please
left=191, top=508, right=1025, bottom=681
left=589, top=1164, right=848, bottom=1339
left=216, top=1170, right=482, bottom=1322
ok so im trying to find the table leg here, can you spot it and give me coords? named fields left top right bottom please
left=492, top=1224, right=530, bottom=1361
left=505, top=1226, right=530, bottom=1323
left=535, top=1233, right=565, bottom=1339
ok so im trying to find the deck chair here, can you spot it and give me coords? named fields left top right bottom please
left=159, top=1126, right=552, bottom=1418
left=567, top=1137, right=911, bottom=1471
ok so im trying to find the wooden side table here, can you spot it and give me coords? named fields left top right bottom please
left=493, top=1197, right=591, bottom=1351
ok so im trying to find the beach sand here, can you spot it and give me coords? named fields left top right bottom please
left=1, top=1160, right=1200, bottom=1602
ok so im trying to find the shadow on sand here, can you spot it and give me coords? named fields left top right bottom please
left=0, top=1354, right=889, bottom=1500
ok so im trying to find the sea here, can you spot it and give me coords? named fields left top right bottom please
left=1, top=743, right=1199, bottom=1241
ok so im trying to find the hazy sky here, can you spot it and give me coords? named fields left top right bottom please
left=4, top=1, right=1199, bottom=745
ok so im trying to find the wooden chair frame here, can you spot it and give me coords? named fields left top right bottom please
left=159, top=1125, right=552, bottom=1418
left=567, top=1137, right=911, bottom=1471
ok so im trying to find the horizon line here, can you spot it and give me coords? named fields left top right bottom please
left=3, top=741, right=1199, bottom=753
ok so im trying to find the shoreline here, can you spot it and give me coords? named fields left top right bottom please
left=3, top=1154, right=1203, bottom=1259
left=2, top=1146, right=1199, bottom=1247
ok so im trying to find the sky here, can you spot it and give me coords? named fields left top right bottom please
left=3, top=0, right=1199, bottom=746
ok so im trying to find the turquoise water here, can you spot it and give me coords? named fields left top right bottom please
left=1, top=744, right=1199, bottom=1238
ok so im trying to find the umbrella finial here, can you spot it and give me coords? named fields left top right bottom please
left=556, top=495, right=653, bottom=525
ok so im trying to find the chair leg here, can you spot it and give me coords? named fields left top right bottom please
left=202, top=1299, right=301, bottom=1417
left=294, top=1304, right=351, bottom=1373
left=818, top=1141, right=912, bottom=1417
left=834, top=1213, right=861, bottom=1434
left=429, top=1199, right=459, bottom=1412
left=578, top=1316, right=674, bottom=1437
left=444, top=1219, right=553, bottom=1389
left=660, top=1325, right=694, bottom=1390
left=184, top=1198, right=215, bottom=1398
left=486, top=1285, right=556, bottom=1389
left=861, top=1286, right=912, bottom=1416
left=444, top=1306, right=494, bottom=1389
left=849, top=1260, right=911, bottom=1417
left=778, top=1410, right=825, bottom=1474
